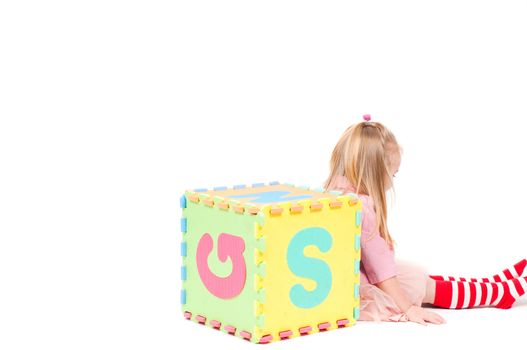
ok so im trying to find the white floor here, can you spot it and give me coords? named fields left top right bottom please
left=177, top=299, right=527, bottom=349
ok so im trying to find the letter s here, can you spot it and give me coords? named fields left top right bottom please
left=287, top=227, right=333, bottom=309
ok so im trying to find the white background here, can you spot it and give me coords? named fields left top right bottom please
left=1, top=1, right=526, bottom=349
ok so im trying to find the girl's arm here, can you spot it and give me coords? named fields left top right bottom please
left=375, top=276, right=413, bottom=312
left=376, top=277, right=446, bottom=325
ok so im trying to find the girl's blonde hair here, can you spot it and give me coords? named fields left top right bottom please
left=323, top=121, right=402, bottom=248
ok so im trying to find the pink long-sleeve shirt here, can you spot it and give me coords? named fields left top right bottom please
left=329, top=175, right=397, bottom=285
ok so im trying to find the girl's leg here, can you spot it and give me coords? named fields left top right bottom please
left=423, top=277, right=436, bottom=305
left=429, top=276, right=527, bottom=309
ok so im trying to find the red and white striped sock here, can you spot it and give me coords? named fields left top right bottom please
left=429, top=259, right=527, bottom=283
left=432, top=276, right=527, bottom=309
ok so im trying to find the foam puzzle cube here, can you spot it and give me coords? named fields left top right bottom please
left=180, top=181, right=362, bottom=344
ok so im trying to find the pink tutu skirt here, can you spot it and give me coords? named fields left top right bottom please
left=358, top=259, right=429, bottom=322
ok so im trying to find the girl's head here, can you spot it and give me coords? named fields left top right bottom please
left=324, top=116, right=402, bottom=247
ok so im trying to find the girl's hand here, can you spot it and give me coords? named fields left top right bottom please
left=404, top=305, right=446, bottom=326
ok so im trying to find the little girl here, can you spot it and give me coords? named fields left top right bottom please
left=324, top=114, right=527, bottom=325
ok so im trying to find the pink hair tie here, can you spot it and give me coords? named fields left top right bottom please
left=363, top=114, right=371, bottom=121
